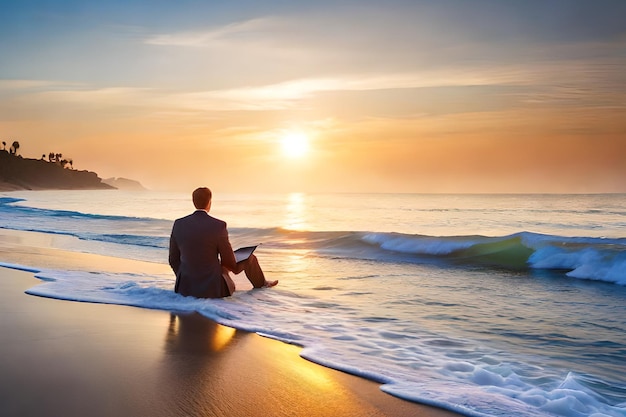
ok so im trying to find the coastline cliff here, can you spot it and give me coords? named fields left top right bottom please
left=0, top=150, right=114, bottom=191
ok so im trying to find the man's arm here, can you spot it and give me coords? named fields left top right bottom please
left=168, top=222, right=181, bottom=273
left=218, top=223, right=238, bottom=272
left=169, top=231, right=182, bottom=293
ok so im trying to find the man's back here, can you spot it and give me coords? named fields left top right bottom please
left=169, top=210, right=236, bottom=298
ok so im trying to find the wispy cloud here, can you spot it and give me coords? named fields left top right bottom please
left=144, top=18, right=273, bottom=47
left=145, top=70, right=531, bottom=112
left=0, top=79, right=83, bottom=90
left=198, top=68, right=535, bottom=106
left=32, top=86, right=156, bottom=106
left=5, top=69, right=529, bottom=114
left=5, top=54, right=622, bottom=116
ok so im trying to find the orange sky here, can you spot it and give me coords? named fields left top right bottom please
left=1, top=1, right=625, bottom=193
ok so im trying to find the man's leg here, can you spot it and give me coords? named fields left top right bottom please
left=242, top=254, right=266, bottom=288
left=234, top=254, right=277, bottom=288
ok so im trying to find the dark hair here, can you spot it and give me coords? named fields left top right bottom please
left=192, top=187, right=212, bottom=209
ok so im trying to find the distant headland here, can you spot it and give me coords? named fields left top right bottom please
left=102, top=177, right=146, bottom=191
left=0, top=140, right=144, bottom=192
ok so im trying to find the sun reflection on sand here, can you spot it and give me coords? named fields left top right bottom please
left=279, top=351, right=337, bottom=391
left=211, top=324, right=237, bottom=351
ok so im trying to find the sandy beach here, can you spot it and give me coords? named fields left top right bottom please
left=0, top=229, right=461, bottom=417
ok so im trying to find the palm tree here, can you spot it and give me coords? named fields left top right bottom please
left=49, top=152, right=55, bottom=162
left=1, top=141, right=5, bottom=151
left=9, top=141, right=19, bottom=155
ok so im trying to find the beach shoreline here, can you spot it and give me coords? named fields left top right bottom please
left=0, top=228, right=461, bottom=417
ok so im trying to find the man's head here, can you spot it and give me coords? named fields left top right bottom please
left=192, top=187, right=212, bottom=210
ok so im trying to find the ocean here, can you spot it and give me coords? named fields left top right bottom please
left=1, top=190, right=625, bottom=417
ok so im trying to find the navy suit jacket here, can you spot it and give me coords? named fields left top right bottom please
left=169, top=210, right=237, bottom=298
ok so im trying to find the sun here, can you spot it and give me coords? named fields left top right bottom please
left=281, top=132, right=310, bottom=158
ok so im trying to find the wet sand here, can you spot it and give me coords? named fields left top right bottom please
left=0, top=229, right=461, bottom=417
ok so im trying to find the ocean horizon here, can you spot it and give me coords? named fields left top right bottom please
left=1, top=190, right=625, bottom=417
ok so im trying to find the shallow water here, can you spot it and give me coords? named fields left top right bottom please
left=1, top=190, right=625, bottom=417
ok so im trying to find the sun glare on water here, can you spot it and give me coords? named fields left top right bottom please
left=281, top=132, right=310, bottom=158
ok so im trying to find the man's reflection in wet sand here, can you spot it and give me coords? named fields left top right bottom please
left=159, top=312, right=243, bottom=416
left=165, top=312, right=237, bottom=354
left=158, top=312, right=414, bottom=417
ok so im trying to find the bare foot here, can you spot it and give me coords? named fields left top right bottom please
left=263, top=280, right=278, bottom=288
